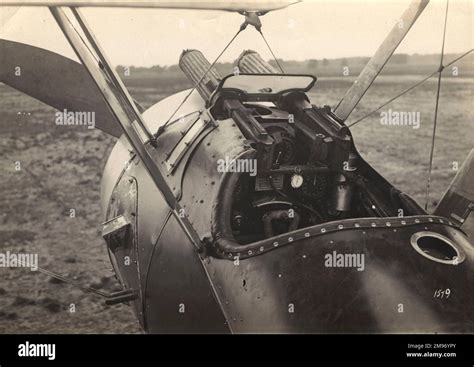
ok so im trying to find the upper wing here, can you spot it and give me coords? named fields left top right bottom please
left=0, top=0, right=300, bottom=13
left=0, top=39, right=122, bottom=137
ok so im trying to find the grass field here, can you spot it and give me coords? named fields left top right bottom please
left=0, top=72, right=473, bottom=333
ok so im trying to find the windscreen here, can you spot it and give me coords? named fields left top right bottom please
left=218, top=74, right=316, bottom=101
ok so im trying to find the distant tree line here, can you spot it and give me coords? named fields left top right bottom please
left=115, top=52, right=473, bottom=77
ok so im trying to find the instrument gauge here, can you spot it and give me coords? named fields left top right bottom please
left=290, top=174, right=304, bottom=189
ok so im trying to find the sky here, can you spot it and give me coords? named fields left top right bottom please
left=1, top=0, right=472, bottom=67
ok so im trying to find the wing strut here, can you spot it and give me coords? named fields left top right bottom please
left=333, top=0, right=429, bottom=122
left=49, top=6, right=203, bottom=250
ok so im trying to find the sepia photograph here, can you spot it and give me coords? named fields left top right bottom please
left=0, top=0, right=473, bottom=362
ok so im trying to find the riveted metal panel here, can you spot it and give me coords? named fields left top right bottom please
left=205, top=220, right=474, bottom=333
left=105, top=175, right=144, bottom=326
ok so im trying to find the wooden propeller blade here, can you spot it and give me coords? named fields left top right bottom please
left=0, top=0, right=300, bottom=13
left=333, top=0, right=429, bottom=122
left=0, top=39, right=122, bottom=137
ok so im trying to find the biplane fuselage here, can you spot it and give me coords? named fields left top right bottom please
left=2, top=0, right=474, bottom=334
left=100, top=86, right=474, bottom=333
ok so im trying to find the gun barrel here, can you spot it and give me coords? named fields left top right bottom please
left=179, top=49, right=221, bottom=101
left=236, top=50, right=277, bottom=74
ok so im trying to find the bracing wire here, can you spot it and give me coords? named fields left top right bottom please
left=16, top=260, right=110, bottom=298
left=347, top=48, right=473, bottom=128
left=3, top=154, right=111, bottom=299
left=259, top=30, right=285, bottom=73
left=156, top=25, right=246, bottom=138
left=424, top=0, right=450, bottom=211
left=157, top=16, right=286, bottom=138
left=345, top=0, right=462, bottom=212
left=62, top=9, right=102, bottom=66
